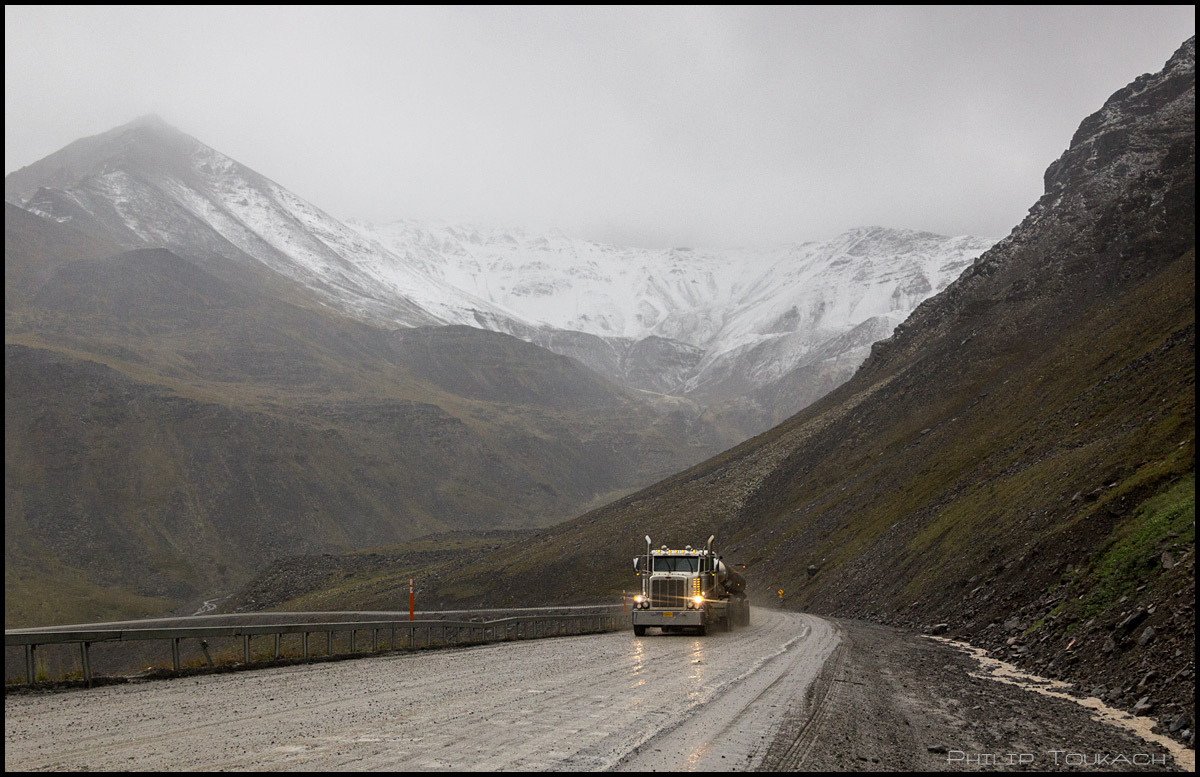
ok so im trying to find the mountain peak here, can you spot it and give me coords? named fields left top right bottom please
left=1046, top=35, right=1194, bottom=201
left=4, top=114, right=205, bottom=206
left=125, top=112, right=172, bottom=129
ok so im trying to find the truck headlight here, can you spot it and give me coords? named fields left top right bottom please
left=692, top=595, right=704, bottom=608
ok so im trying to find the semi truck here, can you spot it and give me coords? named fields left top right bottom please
left=631, top=534, right=749, bottom=636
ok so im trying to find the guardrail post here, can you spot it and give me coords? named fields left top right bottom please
left=26, top=644, right=35, bottom=684
left=274, top=633, right=280, bottom=660
left=372, top=628, right=378, bottom=652
left=172, top=638, right=180, bottom=671
left=243, top=634, right=250, bottom=664
left=81, top=642, right=92, bottom=686
left=328, top=630, right=334, bottom=655
left=302, top=632, right=309, bottom=659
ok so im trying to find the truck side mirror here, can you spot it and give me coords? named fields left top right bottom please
left=632, top=557, right=640, bottom=572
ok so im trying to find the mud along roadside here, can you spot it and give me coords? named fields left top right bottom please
left=762, top=618, right=1189, bottom=771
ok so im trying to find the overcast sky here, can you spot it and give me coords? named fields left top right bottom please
left=5, top=6, right=1194, bottom=248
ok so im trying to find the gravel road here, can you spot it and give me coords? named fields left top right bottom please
left=5, top=610, right=1189, bottom=771
left=4, top=608, right=834, bottom=771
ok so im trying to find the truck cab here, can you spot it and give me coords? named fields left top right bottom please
left=631, top=536, right=747, bottom=636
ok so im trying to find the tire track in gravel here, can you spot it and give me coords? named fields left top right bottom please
left=758, top=627, right=852, bottom=770
left=612, top=613, right=840, bottom=771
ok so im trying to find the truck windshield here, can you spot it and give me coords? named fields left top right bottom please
left=653, top=556, right=699, bottom=572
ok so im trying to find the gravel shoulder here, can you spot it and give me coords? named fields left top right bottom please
left=761, top=617, right=1190, bottom=772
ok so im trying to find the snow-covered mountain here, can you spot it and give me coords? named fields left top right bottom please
left=4, top=115, right=524, bottom=331
left=350, top=219, right=996, bottom=406
left=5, top=116, right=996, bottom=426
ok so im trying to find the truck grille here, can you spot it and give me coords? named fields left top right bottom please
left=650, top=578, right=687, bottom=608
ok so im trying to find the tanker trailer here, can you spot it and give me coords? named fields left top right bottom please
left=631, top=534, right=750, bottom=636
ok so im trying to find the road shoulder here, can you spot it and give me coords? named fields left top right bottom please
left=762, top=618, right=1186, bottom=772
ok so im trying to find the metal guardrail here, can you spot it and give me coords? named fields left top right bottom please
left=6, top=609, right=627, bottom=687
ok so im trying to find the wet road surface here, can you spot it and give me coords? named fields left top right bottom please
left=5, top=608, right=833, bottom=771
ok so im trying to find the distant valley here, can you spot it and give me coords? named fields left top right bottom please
left=4, top=115, right=988, bottom=627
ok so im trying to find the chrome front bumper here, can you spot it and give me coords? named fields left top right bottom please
left=632, top=609, right=704, bottom=626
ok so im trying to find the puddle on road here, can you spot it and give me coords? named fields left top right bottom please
left=930, top=636, right=1194, bottom=772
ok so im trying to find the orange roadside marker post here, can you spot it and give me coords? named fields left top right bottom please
left=409, top=577, right=415, bottom=621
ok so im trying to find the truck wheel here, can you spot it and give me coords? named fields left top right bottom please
left=634, top=625, right=647, bottom=636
